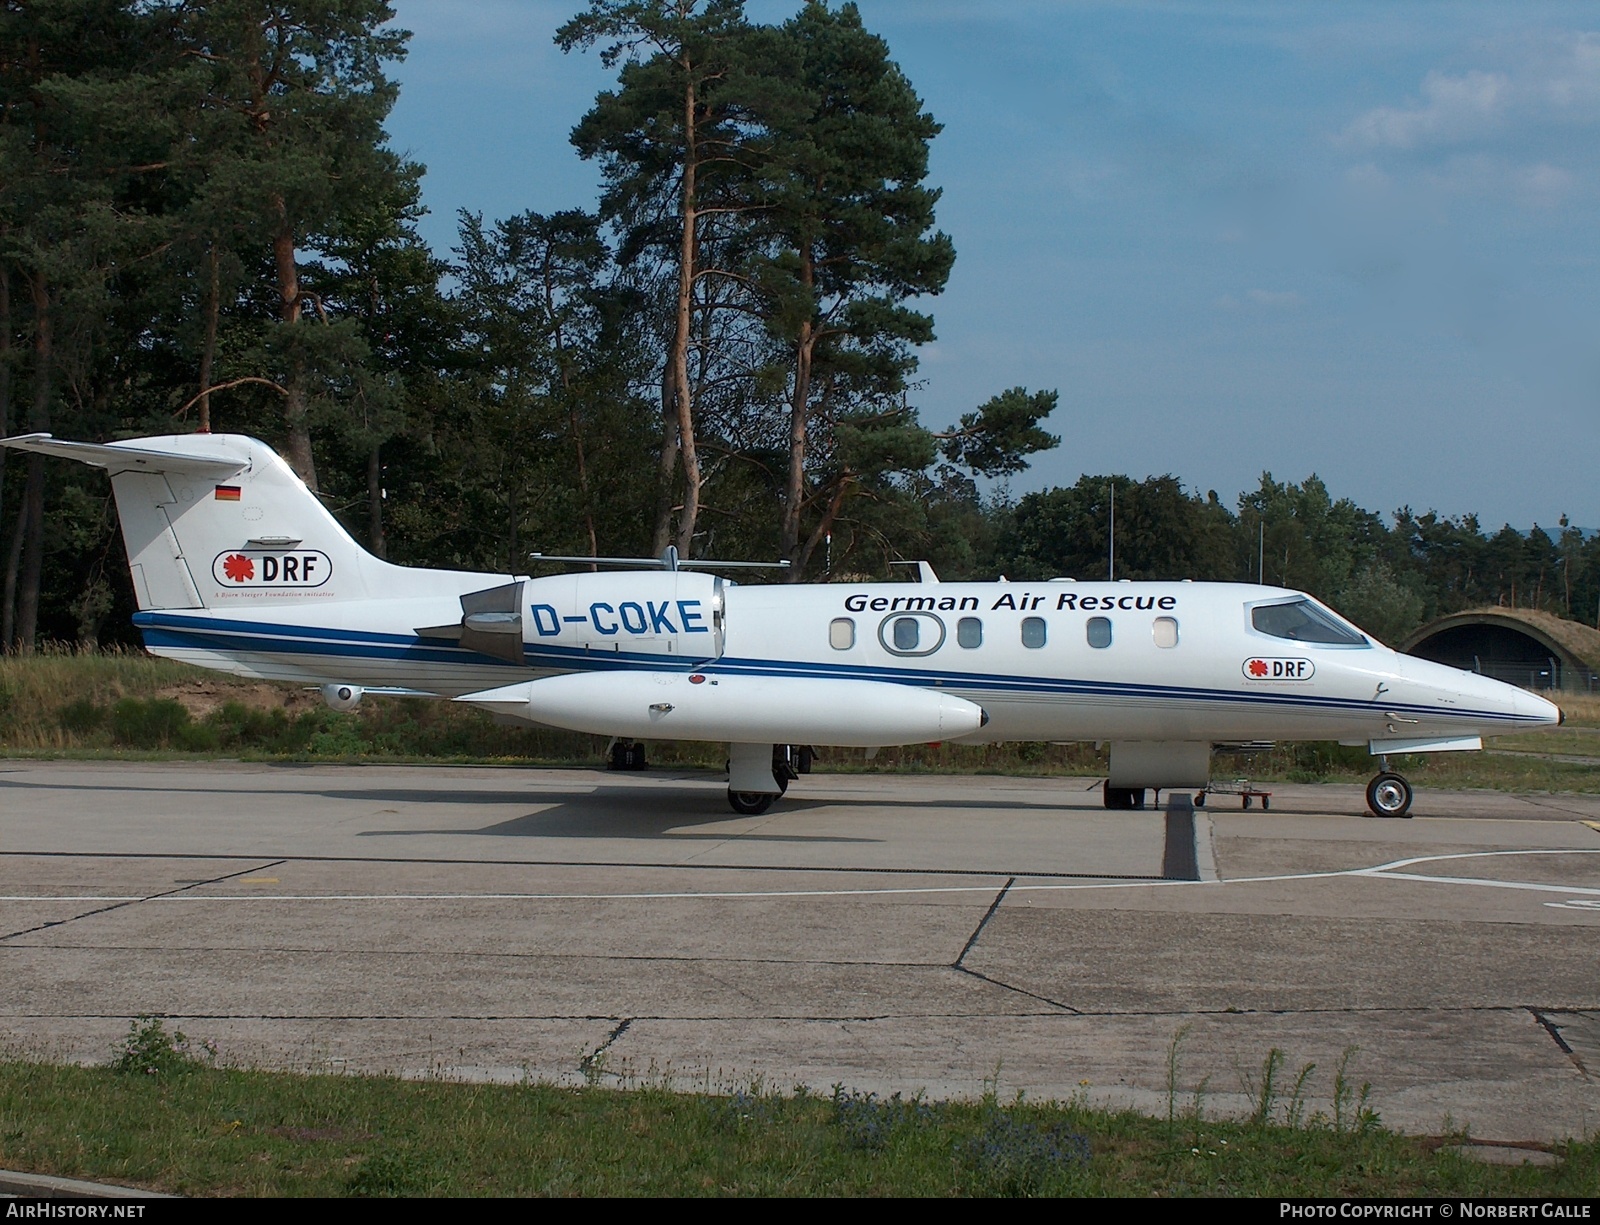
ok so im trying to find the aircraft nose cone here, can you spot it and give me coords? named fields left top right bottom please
left=1521, top=689, right=1563, bottom=728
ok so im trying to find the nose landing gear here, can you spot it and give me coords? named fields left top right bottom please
left=1365, top=770, right=1413, bottom=818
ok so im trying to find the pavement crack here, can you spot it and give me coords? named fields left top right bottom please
left=579, top=1017, right=633, bottom=1077
left=954, top=877, right=1014, bottom=968
left=952, top=966, right=1080, bottom=1013
left=0, top=859, right=286, bottom=942
left=1527, top=1007, right=1591, bottom=1082
left=948, top=880, right=1079, bottom=1013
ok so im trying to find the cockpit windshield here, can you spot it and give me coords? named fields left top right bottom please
left=1250, top=599, right=1368, bottom=646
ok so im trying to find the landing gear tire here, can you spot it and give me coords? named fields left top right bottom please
left=1102, top=782, right=1146, bottom=810
left=728, top=789, right=776, bottom=816
left=609, top=741, right=648, bottom=771
left=1366, top=772, right=1413, bottom=819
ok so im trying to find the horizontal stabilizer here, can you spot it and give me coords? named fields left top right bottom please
left=0, top=433, right=247, bottom=479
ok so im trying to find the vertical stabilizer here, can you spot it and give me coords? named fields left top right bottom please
left=0, top=433, right=491, bottom=609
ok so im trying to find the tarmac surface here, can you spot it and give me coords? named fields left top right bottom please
left=2, top=759, right=1598, bottom=1142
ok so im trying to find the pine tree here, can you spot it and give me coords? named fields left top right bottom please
left=177, top=0, right=410, bottom=489
left=560, top=0, right=763, bottom=557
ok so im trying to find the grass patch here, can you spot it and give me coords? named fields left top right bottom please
left=0, top=1050, right=1595, bottom=1197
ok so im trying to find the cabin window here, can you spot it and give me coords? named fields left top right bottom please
left=877, top=612, right=946, bottom=656
left=1087, top=616, right=1112, bottom=648
left=892, top=617, right=920, bottom=651
left=1021, top=617, right=1046, bottom=649
left=1251, top=598, right=1366, bottom=646
left=829, top=617, right=855, bottom=650
left=957, top=617, right=982, bottom=648
left=1153, top=616, right=1178, bottom=648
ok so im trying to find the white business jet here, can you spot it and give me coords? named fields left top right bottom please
left=2, top=431, right=1561, bottom=818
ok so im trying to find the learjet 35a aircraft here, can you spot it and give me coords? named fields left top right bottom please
left=4, top=430, right=1562, bottom=818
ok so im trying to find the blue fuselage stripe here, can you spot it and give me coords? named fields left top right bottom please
left=130, top=613, right=1542, bottom=726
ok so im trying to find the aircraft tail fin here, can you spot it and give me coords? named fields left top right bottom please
left=0, top=432, right=459, bottom=609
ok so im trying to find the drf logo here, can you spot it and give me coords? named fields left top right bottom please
left=1243, top=657, right=1314, bottom=681
left=212, top=550, right=332, bottom=589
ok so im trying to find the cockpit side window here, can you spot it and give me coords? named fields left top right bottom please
left=1250, top=599, right=1367, bottom=646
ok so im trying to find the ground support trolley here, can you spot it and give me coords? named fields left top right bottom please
left=1194, top=778, right=1272, bottom=810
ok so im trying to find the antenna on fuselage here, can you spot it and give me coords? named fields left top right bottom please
left=530, top=548, right=790, bottom=572
left=889, top=560, right=941, bottom=584
left=1108, top=479, right=1116, bottom=581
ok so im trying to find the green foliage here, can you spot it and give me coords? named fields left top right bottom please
left=109, top=1017, right=210, bottom=1079
left=942, top=388, right=1061, bottom=478
left=345, top=1151, right=450, bottom=1198
left=0, top=1055, right=1592, bottom=1197
left=959, top=1110, right=1091, bottom=1197
left=997, top=474, right=1237, bottom=583
left=110, top=698, right=208, bottom=750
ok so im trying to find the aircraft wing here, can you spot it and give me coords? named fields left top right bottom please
left=0, top=433, right=248, bottom=480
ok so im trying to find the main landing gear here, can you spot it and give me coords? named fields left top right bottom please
left=726, top=744, right=812, bottom=815
left=1102, top=782, right=1147, bottom=810
left=608, top=740, right=648, bottom=771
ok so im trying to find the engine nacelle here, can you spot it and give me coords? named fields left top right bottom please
left=320, top=683, right=363, bottom=712
left=420, top=571, right=726, bottom=667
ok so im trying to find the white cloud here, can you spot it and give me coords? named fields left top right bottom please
left=1416, top=154, right=1575, bottom=208
left=1336, top=32, right=1600, bottom=157
left=1338, top=69, right=1509, bottom=151
left=1532, top=31, right=1600, bottom=112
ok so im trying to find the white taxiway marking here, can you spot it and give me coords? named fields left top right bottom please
left=2, top=849, right=1595, bottom=904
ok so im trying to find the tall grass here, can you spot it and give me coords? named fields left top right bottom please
left=0, top=1043, right=1595, bottom=1197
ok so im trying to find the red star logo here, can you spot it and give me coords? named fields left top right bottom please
left=1248, top=659, right=1268, bottom=677
left=222, top=554, right=255, bottom=583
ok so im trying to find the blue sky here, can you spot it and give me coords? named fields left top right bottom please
left=384, top=1, right=1600, bottom=530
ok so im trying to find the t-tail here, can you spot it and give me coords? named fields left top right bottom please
left=0, top=432, right=502, bottom=608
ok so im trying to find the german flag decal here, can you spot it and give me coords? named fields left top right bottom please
left=214, top=485, right=241, bottom=501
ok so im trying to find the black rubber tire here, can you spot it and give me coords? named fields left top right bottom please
left=1365, top=772, right=1414, bottom=819
left=1102, top=783, right=1145, bottom=810
left=728, top=789, right=776, bottom=816
left=1193, top=793, right=1206, bottom=808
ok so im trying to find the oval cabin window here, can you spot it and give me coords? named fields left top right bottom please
left=829, top=618, right=855, bottom=650
left=877, top=612, right=947, bottom=656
